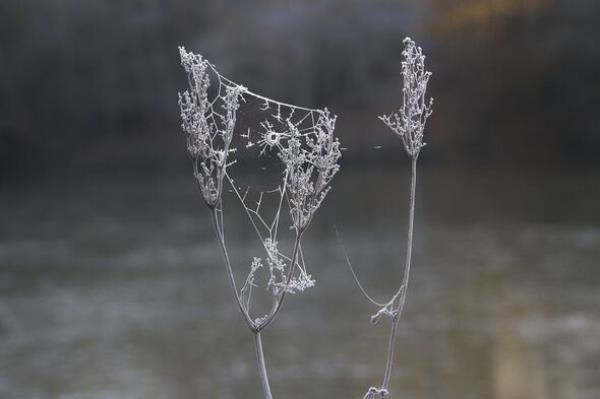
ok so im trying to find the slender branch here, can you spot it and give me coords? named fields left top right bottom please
left=381, top=157, right=418, bottom=391
left=210, top=206, right=256, bottom=330
left=253, top=331, right=274, bottom=399
left=381, top=312, right=400, bottom=392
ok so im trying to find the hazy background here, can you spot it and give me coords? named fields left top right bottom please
left=1, top=1, right=599, bottom=398
left=1, top=0, right=599, bottom=175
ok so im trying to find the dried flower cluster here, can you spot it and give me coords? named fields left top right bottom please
left=279, top=110, right=341, bottom=232
left=245, top=237, right=315, bottom=298
left=379, top=37, right=433, bottom=159
left=178, top=47, right=245, bottom=207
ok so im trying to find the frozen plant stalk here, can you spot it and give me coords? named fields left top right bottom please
left=354, top=37, right=433, bottom=399
left=177, top=47, right=341, bottom=399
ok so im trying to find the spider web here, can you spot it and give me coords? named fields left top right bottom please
left=199, top=58, right=330, bottom=311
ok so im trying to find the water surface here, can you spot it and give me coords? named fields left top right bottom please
left=1, top=167, right=599, bottom=399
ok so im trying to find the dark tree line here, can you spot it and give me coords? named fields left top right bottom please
left=1, top=0, right=599, bottom=177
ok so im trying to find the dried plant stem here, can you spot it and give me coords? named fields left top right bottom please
left=210, top=206, right=256, bottom=329
left=381, top=157, right=417, bottom=392
left=210, top=204, right=304, bottom=399
left=253, top=331, right=273, bottom=399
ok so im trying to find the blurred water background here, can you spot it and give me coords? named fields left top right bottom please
left=1, top=0, right=599, bottom=398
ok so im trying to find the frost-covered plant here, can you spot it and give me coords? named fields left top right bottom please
left=344, top=37, right=433, bottom=399
left=280, top=111, right=340, bottom=231
left=178, top=48, right=245, bottom=207
left=379, top=37, right=433, bottom=160
left=177, top=47, right=341, bottom=399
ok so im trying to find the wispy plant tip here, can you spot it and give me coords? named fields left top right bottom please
left=379, top=37, right=433, bottom=159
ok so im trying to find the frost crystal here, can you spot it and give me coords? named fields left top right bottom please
left=380, top=37, right=433, bottom=159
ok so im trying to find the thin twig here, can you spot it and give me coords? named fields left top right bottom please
left=381, top=157, right=417, bottom=391
left=210, top=206, right=256, bottom=330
